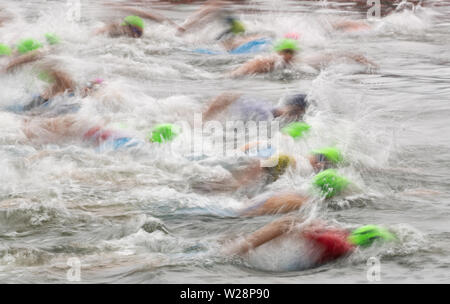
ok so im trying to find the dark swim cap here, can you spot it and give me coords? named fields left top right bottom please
left=284, top=94, right=308, bottom=110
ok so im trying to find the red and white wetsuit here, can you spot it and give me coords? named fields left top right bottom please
left=303, top=227, right=355, bottom=264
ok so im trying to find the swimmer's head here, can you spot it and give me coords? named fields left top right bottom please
left=348, top=225, right=396, bottom=247
left=274, top=38, right=300, bottom=62
left=312, top=169, right=350, bottom=199
left=273, top=94, right=309, bottom=120
left=17, top=39, right=43, bottom=54
left=226, top=17, right=245, bottom=34
left=0, top=43, right=12, bottom=56
left=121, top=16, right=145, bottom=38
left=280, top=122, right=311, bottom=139
left=45, top=33, right=60, bottom=45
left=216, top=17, right=245, bottom=40
left=262, top=154, right=296, bottom=182
left=309, top=147, right=343, bottom=172
left=148, top=123, right=181, bottom=143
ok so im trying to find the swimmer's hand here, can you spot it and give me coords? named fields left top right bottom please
left=224, top=216, right=299, bottom=256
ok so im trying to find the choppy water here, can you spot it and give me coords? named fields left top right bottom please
left=0, top=0, right=449, bottom=283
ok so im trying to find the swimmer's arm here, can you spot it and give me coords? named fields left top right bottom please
left=202, top=92, right=241, bottom=121
left=243, top=194, right=308, bottom=216
left=118, top=7, right=181, bottom=29
left=177, top=0, right=226, bottom=34
left=331, top=20, right=370, bottom=32
left=230, top=160, right=263, bottom=188
left=229, top=57, right=275, bottom=78
left=4, top=51, right=44, bottom=73
left=226, top=216, right=298, bottom=255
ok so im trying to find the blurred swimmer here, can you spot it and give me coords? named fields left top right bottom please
left=191, top=154, right=297, bottom=194
left=177, top=0, right=232, bottom=35
left=229, top=38, right=300, bottom=77
left=203, top=92, right=309, bottom=123
left=20, top=115, right=179, bottom=150
left=2, top=34, right=61, bottom=73
left=21, top=115, right=141, bottom=150
left=230, top=38, right=377, bottom=77
left=95, top=6, right=182, bottom=38
left=7, top=66, right=105, bottom=114
left=240, top=166, right=350, bottom=216
left=224, top=216, right=396, bottom=269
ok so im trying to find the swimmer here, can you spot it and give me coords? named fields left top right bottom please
left=95, top=7, right=181, bottom=38
left=219, top=17, right=270, bottom=53
left=230, top=38, right=377, bottom=77
left=229, top=38, right=299, bottom=77
left=307, top=147, right=344, bottom=172
left=2, top=34, right=61, bottom=73
left=21, top=115, right=140, bottom=150
left=177, top=0, right=232, bottom=35
left=240, top=168, right=350, bottom=216
left=224, top=216, right=396, bottom=269
left=8, top=65, right=105, bottom=114
left=191, top=154, right=297, bottom=195
left=202, top=92, right=309, bottom=123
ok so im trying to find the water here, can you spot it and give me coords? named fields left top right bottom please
left=0, top=0, right=449, bottom=283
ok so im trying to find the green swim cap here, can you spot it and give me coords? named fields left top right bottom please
left=17, top=39, right=43, bottom=55
left=230, top=20, right=245, bottom=34
left=45, top=33, right=60, bottom=45
left=281, top=122, right=311, bottom=139
left=348, top=225, right=396, bottom=247
left=121, top=16, right=145, bottom=29
left=312, top=169, right=350, bottom=199
left=0, top=43, right=12, bottom=56
left=274, top=38, right=300, bottom=52
left=312, top=147, right=343, bottom=165
left=148, top=124, right=180, bottom=143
